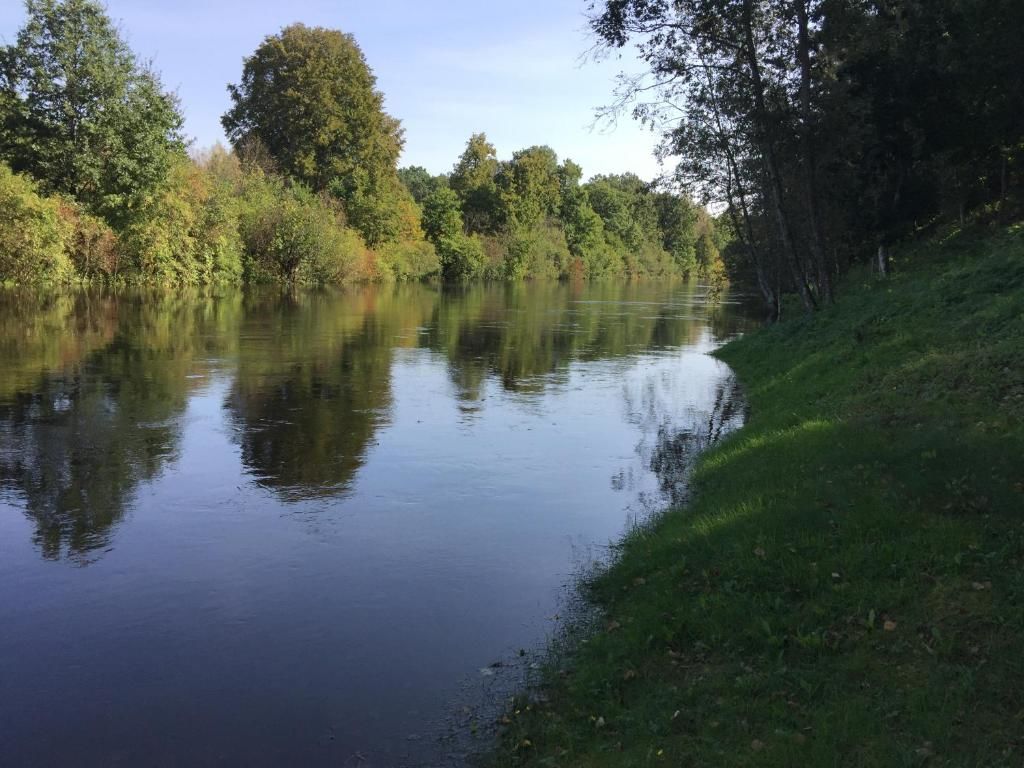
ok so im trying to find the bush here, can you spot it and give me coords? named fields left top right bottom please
left=199, top=183, right=245, bottom=283
left=237, top=172, right=367, bottom=284
left=376, top=239, right=439, bottom=281
left=57, top=201, right=120, bottom=278
left=633, top=239, right=676, bottom=278
left=500, top=222, right=573, bottom=279
left=0, top=163, right=73, bottom=284
left=437, top=233, right=486, bottom=281
left=119, top=160, right=247, bottom=284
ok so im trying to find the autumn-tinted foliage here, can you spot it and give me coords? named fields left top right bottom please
left=0, top=1, right=719, bottom=286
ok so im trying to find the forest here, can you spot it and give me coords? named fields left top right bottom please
left=0, top=0, right=724, bottom=287
left=1, top=0, right=1022, bottom=312
left=589, top=0, right=1023, bottom=315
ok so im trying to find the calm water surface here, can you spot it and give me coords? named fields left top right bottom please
left=0, top=282, right=750, bottom=766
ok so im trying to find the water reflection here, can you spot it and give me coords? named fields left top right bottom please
left=0, top=283, right=750, bottom=559
left=225, top=291, right=409, bottom=500
left=428, top=282, right=716, bottom=400
left=0, top=280, right=753, bottom=766
left=644, top=374, right=746, bottom=507
left=0, top=292, right=237, bottom=561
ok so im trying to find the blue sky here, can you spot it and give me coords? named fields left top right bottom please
left=0, top=0, right=664, bottom=181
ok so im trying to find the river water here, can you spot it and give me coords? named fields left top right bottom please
left=0, top=281, right=750, bottom=766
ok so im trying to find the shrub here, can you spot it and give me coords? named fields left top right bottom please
left=120, top=160, right=245, bottom=284
left=376, top=239, right=439, bottom=281
left=199, top=183, right=245, bottom=283
left=237, top=172, right=367, bottom=284
left=500, top=222, right=572, bottom=279
left=437, top=233, right=486, bottom=281
left=633, top=239, right=676, bottom=278
left=0, top=163, right=73, bottom=284
left=57, top=199, right=120, bottom=278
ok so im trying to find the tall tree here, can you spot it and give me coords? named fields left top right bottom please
left=397, top=165, right=444, bottom=204
left=496, top=145, right=562, bottom=228
left=450, top=132, right=501, bottom=234
left=222, top=24, right=405, bottom=245
left=0, top=0, right=184, bottom=227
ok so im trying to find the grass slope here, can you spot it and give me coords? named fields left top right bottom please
left=489, top=221, right=1024, bottom=767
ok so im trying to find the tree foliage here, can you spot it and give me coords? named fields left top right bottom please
left=0, top=5, right=722, bottom=287
left=222, top=24, right=407, bottom=246
left=590, top=0, right=1024, bottom=315
left=0, top=0, right=185, bottom=228
left=0, top=162, right=71, bottom=283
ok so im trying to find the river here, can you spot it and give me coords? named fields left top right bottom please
left=0, top=281, right=751, bottom=766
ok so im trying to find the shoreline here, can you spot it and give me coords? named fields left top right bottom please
left=486, top=220, right=1024, bottom=766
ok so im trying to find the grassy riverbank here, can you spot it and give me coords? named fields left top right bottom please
left=490, top=219, right=1024, bottom=766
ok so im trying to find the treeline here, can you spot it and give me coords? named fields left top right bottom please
left=592, top=0, right=1024, bottom=316
left=399, top=137, right=726, bottom=281
left=0, top=0, right=720, bottom=287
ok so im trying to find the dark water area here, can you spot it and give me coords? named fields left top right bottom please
left=0, top=281, right=752, bottom=766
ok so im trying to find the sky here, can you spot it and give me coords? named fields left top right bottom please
left=0, top=0, right=665, bottom=181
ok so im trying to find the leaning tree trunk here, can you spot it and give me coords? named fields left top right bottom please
left=726, top=187, right=777, bottom=319
left=703, top=58, right=780, bottom=319
left=741, top=0, right=816, bottom=314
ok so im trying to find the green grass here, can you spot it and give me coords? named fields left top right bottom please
left=487, top=220, right=1024, bottom=767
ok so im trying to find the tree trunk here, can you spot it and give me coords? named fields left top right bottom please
left=726, top=191, right=776, bottom=319
left=1001, top=151, right=1009, bottom=208
left=741, top=0, right=816, bottom=314
left=795, top=0, right=832, bottom=305
left=877, top=242, right=890, bottom=277
left=701, top=55, right=780, bottom=319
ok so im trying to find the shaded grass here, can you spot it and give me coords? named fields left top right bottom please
left=487, top=221, right=1024, bottom=767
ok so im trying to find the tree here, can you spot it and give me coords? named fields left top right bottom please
left=654, top=192, right=699, bottom=276
left=496, top=145, right=562, bottom=228
left=591, top=0, right=1024, bottom=312
left=0, top=0, right=184, bottom=227
left=421, top=186, right=463, bottom=244
left=585, top=174, right=659, bottom=252
left=450, top=133, right=500, bottom=234
left=558, top=159, right=615, bottom=276
left=420, top=184, right=485, bottom=280
left=398, top=166, right=444, bottom=204
left=222, top=24, right=404, bottom=245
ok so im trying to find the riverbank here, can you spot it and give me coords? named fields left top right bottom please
left=489, top=218, right=1024, bottom=766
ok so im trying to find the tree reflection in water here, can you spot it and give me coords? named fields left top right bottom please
left=0, top=282, right=752, bottom=562
left=646, top=374, right=746, bottom=507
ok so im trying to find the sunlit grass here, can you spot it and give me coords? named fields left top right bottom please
left=487, top=221, right=1024, bottom=767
